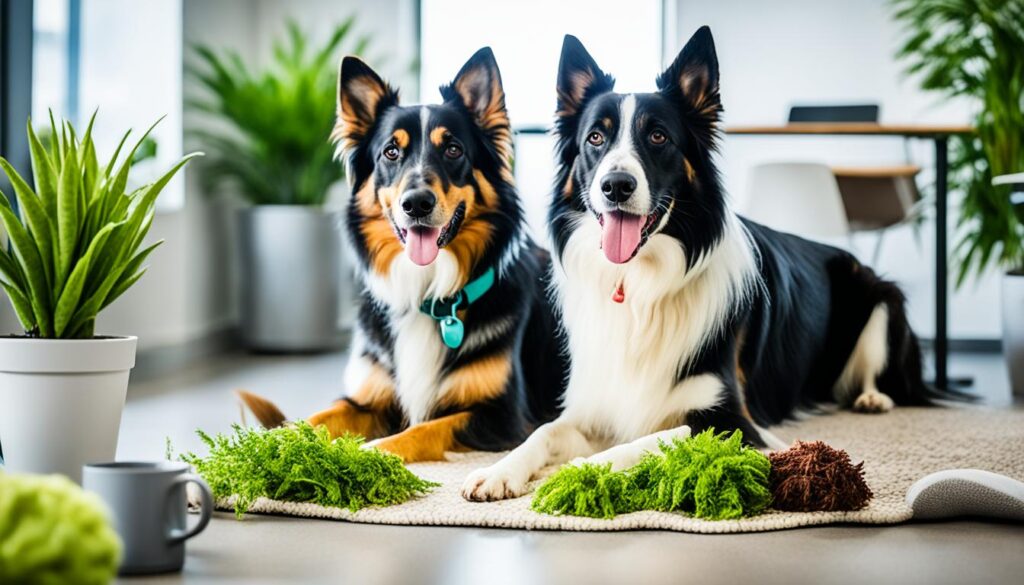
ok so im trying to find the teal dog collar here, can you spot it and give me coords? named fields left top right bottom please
left=419, top=267, right=496, bottom=349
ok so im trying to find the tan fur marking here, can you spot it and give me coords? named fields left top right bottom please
left=447, top=219, right=493, bottom=286
left=306, top=364, right=396, bottom=440
left=454, top=69, right=512, bottom=163
left=733, top=326, right=756, bottom=424
left=602, top=117, right=613, bottom=129
left=557, top=70, right=595, bottom=117
left=371, top=412, right=472, bottom=462
left=472, top=170, right=499, bottom=209
left=333, top=73, right=389, bottom=152
left=563, top=160, right=577, bottom=199
left=235, top=390, right=287, bottom=429
left=354, top=179, right=403, bottom=275
left=439, top=352, right=512, bottom=409
left=393, top=129, right=410, bottom=149
left=684, top=158, right=697, bottom=182
left=362, top=217, right=403, bottom=275
left=430, top=126, right=449, bottom=147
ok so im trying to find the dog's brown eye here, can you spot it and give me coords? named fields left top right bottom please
left=587, top=131, right=605, bottom=147
left=649, top=130, right=667, bottom=145
left=444, top=143, right=463, bottom=159
left=382, top=144, right=400, bottom=161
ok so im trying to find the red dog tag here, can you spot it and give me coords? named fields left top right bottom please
left=612, top=282, right=625, bottom=303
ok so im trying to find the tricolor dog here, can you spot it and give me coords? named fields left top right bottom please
left=462, top=27, right=946, bottom=501
left=239, top=49, right=567, bottom=462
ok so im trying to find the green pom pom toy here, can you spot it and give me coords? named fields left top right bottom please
left=631, top=429, right=772, bottom=520
left=532, top=429, right=772, bottom=521
left=182, top=422, right=439, bottom=518
left=531, top=462, right=636, bottom=519
left=0, top=473, right=122, bottom=585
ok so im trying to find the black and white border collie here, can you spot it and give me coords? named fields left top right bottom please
left=463, top=27, right=938, bottom=501
left=239, top=49, right=566, bottom=462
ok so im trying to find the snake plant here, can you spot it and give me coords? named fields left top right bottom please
left=893, top=0, right=1024, bottom=283
left=0, top=114, right=200, bottom=338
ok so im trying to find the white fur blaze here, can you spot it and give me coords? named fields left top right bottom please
left=836, top=303, right=895, bottom=413
left=587, top=95, right=652, bottom=216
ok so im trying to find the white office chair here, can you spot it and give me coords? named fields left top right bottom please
left=743, top=162, right=850, bottom=240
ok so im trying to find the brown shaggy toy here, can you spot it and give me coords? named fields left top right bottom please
left=769, top=441, right=873, bottom=512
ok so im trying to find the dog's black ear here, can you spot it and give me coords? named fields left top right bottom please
left=441, top=47, right=512, bottom=161
left=556, top=35, right=614, bottom=120
left=657, top=26, right=720, bottom=122
left=332, top=56, right=399, bottom=152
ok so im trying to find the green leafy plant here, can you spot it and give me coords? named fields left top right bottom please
left=0, top=115, right=199, bottom=338
left=0, top=473, right=122, bottom=585
left=37, top=126, right=158, bottom=167
left=893, top=0, right=1024, bottom=283
left=188, top=19, right=369, bottom=205
left=531, top=429, right=773, bottom=521
left=181, top=422, right=438, bottom=518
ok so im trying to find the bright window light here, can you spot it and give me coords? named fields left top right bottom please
left=32, top=0, right=184, bottom=211
left=421, top=0, right=662, bottom=127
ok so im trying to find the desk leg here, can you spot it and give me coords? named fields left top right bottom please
left=934, top=137, right=949, bottom=389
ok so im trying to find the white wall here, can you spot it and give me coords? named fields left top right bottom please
left=673, top=0, right=1001, bottom=339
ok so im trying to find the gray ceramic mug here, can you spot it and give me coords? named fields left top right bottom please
left=82, top=461, right=213, bottom=575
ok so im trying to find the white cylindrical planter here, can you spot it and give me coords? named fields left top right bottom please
left=0, top=336, right=137, bottom=484
left=238, top=206, right=344, bottom=352
left=1003, top=272, right=1024, bottom=397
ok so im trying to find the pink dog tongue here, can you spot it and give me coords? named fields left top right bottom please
left=601, top=211, right=644, bottom=264
left=407, top=227, right=441, bottom=266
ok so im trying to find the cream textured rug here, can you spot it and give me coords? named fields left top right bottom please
left=213, top=407, right=1024, bottom=533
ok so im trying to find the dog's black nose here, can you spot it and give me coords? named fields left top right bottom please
left=400, top=190, right=436, bottom=219
left=600, top=172, right=637, bottom=203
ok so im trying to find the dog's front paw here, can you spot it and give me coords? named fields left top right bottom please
left=461, top=465, right=529, bottom=502
left=853, top=391, right=894, bottom=414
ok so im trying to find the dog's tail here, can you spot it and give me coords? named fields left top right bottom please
left=236, top=390, right=288, bottom=429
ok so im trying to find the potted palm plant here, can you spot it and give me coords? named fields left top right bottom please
left=0, top=115, right=198, bottom=483
left=188, top=19, right=369, bottom=352
left=893, top=0, right=1024, bottom=395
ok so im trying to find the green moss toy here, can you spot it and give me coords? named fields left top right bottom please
left=532, top=429, right=773, bottom=521
left=182, top=422, right=438, bottom=518
left=0, top=473, right=122, bottom=585
left=531, top=462, right=637, bottom=520
left=630, top=429, right=773, bottom=519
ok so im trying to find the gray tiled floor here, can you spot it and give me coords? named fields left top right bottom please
left=116, top=350, right=1024, bottom=585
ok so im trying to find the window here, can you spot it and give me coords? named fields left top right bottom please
left=32, top=0, right=184, bottom=210
left=420, top=0, right=663, bottom=238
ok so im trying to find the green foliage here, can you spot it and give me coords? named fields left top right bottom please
left=531, top=430, right=773, bottom=521
left=181, top=422, right=439, bottom=519
left=0, top=114, right=199, bottom=338
left=893, top=0, right=1024, bottom=281
left=629, top=429, right=772, bottom=520
left=531, top=462, right=636, bottom=519
left=188, top=19, right=370, bottom=205
left=0, top=473, right=122, bottom=585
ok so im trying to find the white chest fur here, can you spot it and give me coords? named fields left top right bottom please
left=553, top=216, right=758, bottom=442
left=361, top=250, right=463, bottom=425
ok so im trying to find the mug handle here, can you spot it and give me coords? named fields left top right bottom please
left=167, top=474, right=213, bottom=544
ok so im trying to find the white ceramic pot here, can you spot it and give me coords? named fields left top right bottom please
left=1004, top=272, right=1024, bottom=397
left=0, top=336, right=137, bottom=483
